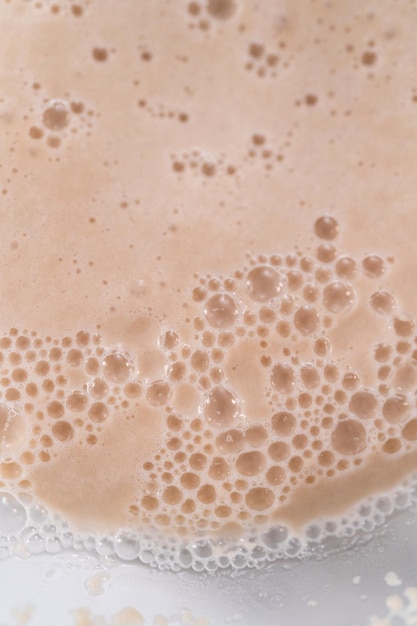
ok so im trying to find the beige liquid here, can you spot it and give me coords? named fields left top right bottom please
left=1, top=0, right=417, bottom=565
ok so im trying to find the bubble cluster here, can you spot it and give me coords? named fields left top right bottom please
left=0, top=216, right=414, bottom=569
left=28, top=95, right=93, bottom=150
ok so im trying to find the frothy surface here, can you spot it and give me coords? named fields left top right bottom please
left=1, top=0, right=417, bottom=569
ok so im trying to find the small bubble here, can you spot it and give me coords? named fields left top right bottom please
left=248, top=42, right=264, bottom=59
left=146, top=381, right=171, bottom=406
left=204, top=293, right=238, bottom=328
left=42, top=101, right=70, bottom=131
left=103, top=352, right=131, bottom=383
left=92, top=47, right=108, bottom=62
left=314, top=216, right=338, bottom=240
left=266, top=466, right=285, bottom=485
left=246, top=266, right=281, bottom=302
left=245, top=487, right=274, bottom=511
left=271, top=411, right=296, bottom=436
left=245, top=425, right=268, bottom=447
left=361, top=51, right=377, bottom=66
left=382, top=396, right=410, bottom=424
left=383, top=438, right=401, bottom=454
left=370, top=291, right=396, bottom=315
left=236, top=451, right=266, bottom=476
left=294, top=305, right=319, bottom=335
left=207, top=0, right=236, bottom=19
left=393, top=316, right=414, bottom=337
left=331, top=419, right=366, bottom=455
left=88, top=402, right=108, bottom=423
left=402, top=418, right=417, bottom=441
left=216, top=429, right=244, bottom=453
left=335, top=256, right=357, bottom=279
left=349, top=390, right=378, bottom=420
left=205, top=387, right=239, bottom=427
left=51, top=420, right=74, bottom=441
left=323, top=281, right=354, bottom=313
left=66, top=392, right=88, bottom=412
left=268, top=441, right=290, bottom=461
left=362, top=255, right=384, bottom=278
left=316, top=243, right=336, bottom=263
left=271, top=362, right=295, bottom=394
left=301, top=364, right=320, bottom=389
left=29, top=126, right=44, bottom=140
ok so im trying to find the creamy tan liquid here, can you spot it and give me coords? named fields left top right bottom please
left=1, top=0, right=417, bottom=566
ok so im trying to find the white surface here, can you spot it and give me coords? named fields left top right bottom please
left=0, top=507, right=417, bottom=626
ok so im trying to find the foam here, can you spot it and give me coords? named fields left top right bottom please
left=2, top=0, right=417, bottom=571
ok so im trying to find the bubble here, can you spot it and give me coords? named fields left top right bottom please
left=287, top=270, right=303, bottom=290
left=271, top=363, right=296, bottom=394
left=323, top=281, right=354, bottom=313
left=393, top=316, right=414, bottom=337
left=103, top=352, right=131, bottom=383
left=268, top=441, right=290, bottom=461
left=208, top=457, right=230, bottom=480
left=88, top=402, right=109, bottom=423
left=370, top=291, right=396, bottom=315
left=266, top=466, right=285, bottom=485
left=383, top=438, right=401, bottom=454
left=29, top=126, right=43, bottom=140
left=362, top=255, right=385, bottom=278
left=294, top=305, right=319, bottom=335
left=245, top=487, right=274, bottom=511
left=246, top=266, right=282, bottom=302
left=11, top=368, right=27, bottom=383
left=146, top=380, right=171, bottom=406
left=189, top=452, right=207, bottom=471
left=318, top=450, right=335, bottom=466
left=245, top=425, right=268, bottom=447
left=300, top=364, right=320, bottom=389
left=331, top=419, right=367, bottom=455
left=248, top=42, right=264, bottom=59
left=67, top=349, right=83, bottom=366
left=204, top=293, right=238, bottom=328
left=0, top=493, right=26, bottom=533
left=271, top=411, right=296, bottom=436
left=42, top=100, right=70, bottom=131
left=335, top=256, right=357, bottom=280
left=51, top=420, right=74, bottom=441
left=235, top=451, right=266, bottom=476
left=162, top=486, right=182, bottom=505
left=92, top=47, right=108, bottom=62
left=66, top=392, right=88, bottom=412
left=293, top=434, right=308, bottom=449
left=124, top=382, right=142, bottom=398
left=216, top=429, right=244, bottom=453
left=207, top=0, right=236, bottom=19
left=204, top=387, right=239, bottom=427
left=141, top=495, right=159, bottom=511
left=288, top=456, right=304, bottom=472
left=35, top=360, right=50, bottom=376
left=115, top=533, right=140, bottom=560
left=0, top=408, right=25, bottom=451
left=191, top=350, right=209, bottom=371
left=167, top=414, right=183, bottom=431
left=314, top=216, right=338, bottom=240
left=361, top=51, right=377, bottom=65
left=402, top=418, right=417, bottom=441
left=382, top=396, right=410, bottom=424
left=316, top=244, right=337, bottom=263
left=349, top=390, right=378, bottom=419
left=180, top=472, right=200, bottom=489
left=197, top=484, right=216, bottom=504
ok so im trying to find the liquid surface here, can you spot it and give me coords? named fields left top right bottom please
left=1, top=0, right=417, bottom=569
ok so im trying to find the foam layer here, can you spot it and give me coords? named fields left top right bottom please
left=1, top=0, right=417, bottom=570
